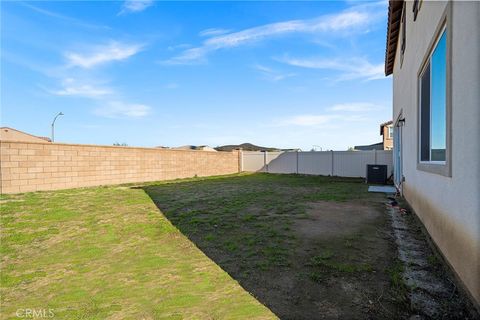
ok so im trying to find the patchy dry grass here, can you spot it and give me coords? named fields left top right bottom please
left=3, top=173, right=429, bottom=319
left=0, top=180, right=275, bottom=319
left=143, top=173, right=409, bottom=319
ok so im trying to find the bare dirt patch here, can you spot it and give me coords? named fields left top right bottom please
left=250, top=200, right=400, bottom=320
left=296, top=201, right=382, bottom=238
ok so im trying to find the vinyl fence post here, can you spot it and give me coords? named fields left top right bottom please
left=239, top=149, right=243, bottom=172
left=264, top=151, right=268, bottom=173
left=331, top=150, right=334, bottom=176
left=296, top=151, right=299, bottom=174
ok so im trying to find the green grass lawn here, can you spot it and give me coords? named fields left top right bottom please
left=2, top=173, right=476, bottom=319
left=0, top=175, right=276, bottom=319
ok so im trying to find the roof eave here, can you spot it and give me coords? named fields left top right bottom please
left=385, top=0, right=404, bottom=76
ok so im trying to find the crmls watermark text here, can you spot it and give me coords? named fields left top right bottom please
left=16, top=309, right=55, bottom=318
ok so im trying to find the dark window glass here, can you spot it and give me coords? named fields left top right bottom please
left=401, top=4, right=406, bottom=56
left=420, top=64, right=430, bottom=161
left=413, top=0, right=420, bottom=21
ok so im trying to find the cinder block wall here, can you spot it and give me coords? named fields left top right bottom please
left=0, top=141, right=240, bottom=194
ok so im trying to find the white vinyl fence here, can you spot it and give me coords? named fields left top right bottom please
left=241, top=150, right=393, bottom=178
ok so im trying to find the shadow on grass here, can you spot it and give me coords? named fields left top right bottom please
left=139, top=173, right=410, bottom=320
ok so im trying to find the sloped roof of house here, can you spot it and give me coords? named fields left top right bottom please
left=354, top=142, right=384, bottom=151
left=215, top=143, right=279, bottom=152
left=173, top=145, right=217, bottom=151
left=380, top=120, right=393, bottom=135
left=385, top=0, right=404, bottom=76
left=0, top=127, right=51, bottom=142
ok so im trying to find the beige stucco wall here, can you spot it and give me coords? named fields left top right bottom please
left=0, top=141, right=240, bottom=194
left=391, top=1, right=480, bottom=306
left=0, top=127, right=50, bottom=143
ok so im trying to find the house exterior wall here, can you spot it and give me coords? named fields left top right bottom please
left=391, top=0, right=480, bottom=306
left=382, top=125, right=393, bottom=150
left=0, top=141, right=240, bottom=194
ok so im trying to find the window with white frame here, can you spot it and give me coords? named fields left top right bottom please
left=388, top=126, right=393, bottom=139
left=419, top=27, right=447, bottom=163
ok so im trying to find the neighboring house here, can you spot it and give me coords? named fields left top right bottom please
left=386, top=0, right=480, bottom=307
left=173, top=145, right=217, bottom=152
left=215, top=143, right=299, bottom=152
left=0, top=127, right=51, bottom=143
left=353, top=120, right=393, bottom=151
left=353, top=142, right=384, bottom=151
left=380, top=121, right=393, bottom=150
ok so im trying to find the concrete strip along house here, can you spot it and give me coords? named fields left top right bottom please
left=385, top=0, right=480, bottom=307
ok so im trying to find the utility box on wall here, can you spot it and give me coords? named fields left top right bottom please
left=366, top=165, right=387, bottom=184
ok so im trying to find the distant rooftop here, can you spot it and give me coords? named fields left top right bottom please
left=0, top=127, right=51, bottom=143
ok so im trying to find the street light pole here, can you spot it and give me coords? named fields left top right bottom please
left=51, top=112, right=64, bottom=142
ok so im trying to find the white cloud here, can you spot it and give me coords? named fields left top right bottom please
left=199, top=28, right=231, bottom=37
left=164, top=83, right=179, bottom=89
left=167, top=44, right=191, bottom=51
left=328, top=102, right=381, bottom=112
left=36, top=38, right=148, bottom=118
left=276, top=56, right=384, bottom=81
left=322, top=10, right=371, bottom=32
left=119, top=0, right=154, bottom=15
left=21, top=2, right=110, bottom=30
left=162, top=47, right=208, bottom=65
left=94, top=101, right=151, bottom=118
left=53, top=86, right=111, bottom=97
left=65, top=41, right=143, bottom=69
left=253, top=64, right=295, bottom=82
left=277, top=113, right=370, bottom=127
left=162, top=5, right=382, bottom=65
left=275, top=101, right=380, bottom=127
left=50, top=78, right=113, bottom=98
left=280, top=114, right=337, bottom=126
left=45, top=78, right=151, bottom=118
left=204, top=11, right=371, bottom=48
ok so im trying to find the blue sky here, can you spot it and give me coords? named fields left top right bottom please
left=1, top=0, right=392, bottom=150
